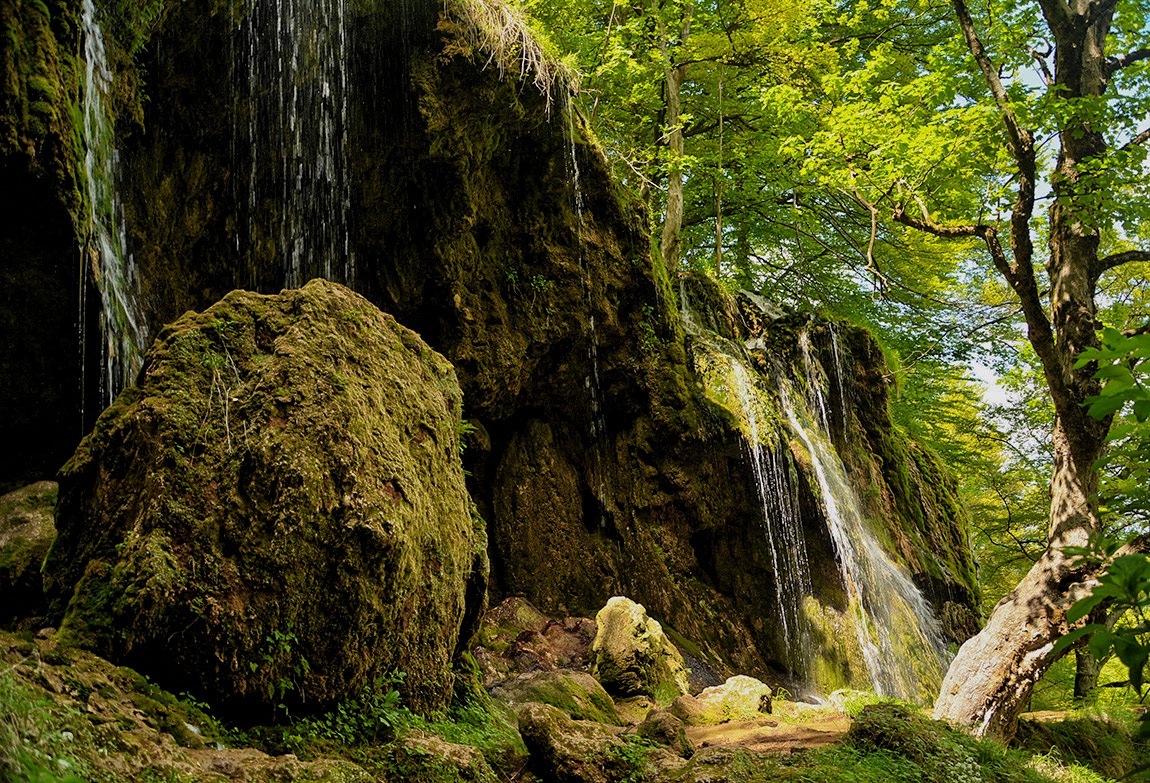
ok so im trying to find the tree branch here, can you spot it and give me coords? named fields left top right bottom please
left=1027, top=46, right=1054, bottom=86
left=1121, top=127, right=1150, bottom=152
left=1105, top=44, right=1150, bottom=73
left=951, top=0, right=1049, bottom=364
left=1095, top=249, right=1150, bottom=277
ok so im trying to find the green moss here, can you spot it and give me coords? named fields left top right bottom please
left=45, top=282, right=485, bottom=719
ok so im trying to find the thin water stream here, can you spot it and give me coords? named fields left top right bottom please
left=564, top=99, right=612, bottom=529
left=81, top=0, right=145, bottom=408
left=233, top=0, right=354, bottom=289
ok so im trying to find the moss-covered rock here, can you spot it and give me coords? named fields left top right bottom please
left=42, top=280, right=487, bottom=718
left=632, top=708, right=694, bottom=758
left=0, top=480, right=57, bottom=628
left=490, top=670, right=621, bottom=725
left=589, top=596, right=691, bottom=705
left=516, top=701, right=642, bottom=783
left=691, top=675, right=774, bottom=724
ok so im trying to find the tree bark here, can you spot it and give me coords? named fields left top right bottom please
left=1074, top=648, right=1102, bottom=700
left=931, top=0, right=1120, bottom=739
left=656, top=0, right=691, bottom=273
left=934, top=421, right=1104, bottom=737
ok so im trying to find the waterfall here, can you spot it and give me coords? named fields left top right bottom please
left=681, top=291, right=816, bottom=685
left=729, top=360, right=815, bottom=681
left=233, top=0, right=353, bottom=289
left=780, top=331, right=948, bottom=700
left=685, top=290, right=947, bottom=699
left=81, top=0, right=146, bottom=408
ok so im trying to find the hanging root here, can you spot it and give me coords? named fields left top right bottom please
left=444, top=0, right=577, bottom=110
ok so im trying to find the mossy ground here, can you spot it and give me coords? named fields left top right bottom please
left=7, top=630, right=1142, bottom=783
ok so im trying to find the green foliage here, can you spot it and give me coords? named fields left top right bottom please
left=1056, top=542, right=1150, bottom=744
left=1077, top=328, right=1150, bottom=527
left=1014, top=711, right=1143, bottom=781
left=600, top=734, right=655, bottom=783
left=280, top=672, right=407, bottom=749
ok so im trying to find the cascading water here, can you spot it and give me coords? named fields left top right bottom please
left=233, top=0, right=353, bottom=289
left=780, top=331, right=948, bottom=700
left=684, top=286, right=947, bottom=699
left=81, top=0, right=146, bottom=408
left=729, top=361, right=815, bottom=680
left=681, top=286, right=815, bottom=685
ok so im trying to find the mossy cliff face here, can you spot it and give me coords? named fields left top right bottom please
left=0, top=480, right=58, bottom=629
left=42, top=280, right=487, bottom=717
left=0, top=0, right=84, bottom=489
left=5, top=0, right=977, bottom=695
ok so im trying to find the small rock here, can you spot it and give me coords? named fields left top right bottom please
left=632, top=709, right=694, bottom=758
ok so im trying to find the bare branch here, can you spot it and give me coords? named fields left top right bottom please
left=1096, top=249, right=1150, bottom=277
left=952, top=0, right=1021, bottom=139
left=1106, top=47, right=1150, bottom=76
left=950, top=0, right=1041, bottom=327
left=1027, top=46, right=1054, bottom=86
left=1121, top=127, right=1150, bottom=152
left=892, top=204, right=981, bottom=240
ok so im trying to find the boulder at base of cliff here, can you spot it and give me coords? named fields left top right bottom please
left=0, top=481, right=57, bottom=629
left=490, top=670, right=622, bottom=725
left=41, top=280, right=487, bottom=717
left=687, top=675, right=773, bottom=724
left=589, top=596, right=690, bottom=705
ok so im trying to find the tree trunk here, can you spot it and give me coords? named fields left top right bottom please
left=656, top=0, right=691, bottom=273
left=1074, top=648, right=1102, bottom=700
left=934, top=421, right=1104, bottom=737
left=930, top=0, right=1123, bottom=739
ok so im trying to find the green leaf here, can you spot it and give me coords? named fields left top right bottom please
left=1067, top=593, right=1107, bottom=624
left=1053, top=623, right=1103, bottom=655
left=1088, top=628, right=1115, bottom=660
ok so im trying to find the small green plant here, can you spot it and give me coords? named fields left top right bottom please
left=602, top=735, right=655, bottom=783
left=637, top=304, right=661, bottom=353
left=457, top=418, right=478, bottom=453
left=282, top=672, right=407, bottom=749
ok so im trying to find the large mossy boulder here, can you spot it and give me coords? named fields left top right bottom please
left=589, top=597, right=690, bottom=704
left=490, top=670, right=621, bottom=725
left=42, top=280, right=488, bottom=717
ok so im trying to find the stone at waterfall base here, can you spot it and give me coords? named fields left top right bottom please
left=588, top=596, right=691, bottom=704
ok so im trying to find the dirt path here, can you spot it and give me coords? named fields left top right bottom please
left=685, top=711, right=851, bottom=754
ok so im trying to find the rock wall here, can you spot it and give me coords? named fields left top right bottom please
left=0, top=0, right=85, bottom=489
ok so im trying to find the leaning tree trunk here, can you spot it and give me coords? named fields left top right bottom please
left=926, top=0, right=1133, bottom=737
left=933, top=418, right=1105, bottom=737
